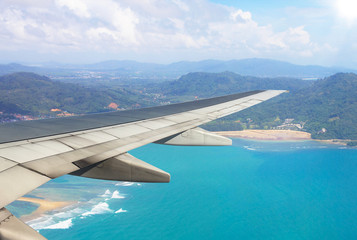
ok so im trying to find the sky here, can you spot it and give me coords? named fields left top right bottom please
left=0, top=0, right=357, bottom=68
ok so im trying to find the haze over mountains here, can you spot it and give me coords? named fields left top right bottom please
left=1, top=58, right=356, bottom=79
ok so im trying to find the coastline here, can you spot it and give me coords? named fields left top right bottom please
left=214, top=129, right=348, bottom=145
left=214, top=129, right=312, bottom=141
left=17, top=197, right=75, bottom=222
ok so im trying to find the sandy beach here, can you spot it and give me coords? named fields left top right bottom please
left=214, top=129, right=312, bottom=140
left=17, top=197, right=75, bottom=221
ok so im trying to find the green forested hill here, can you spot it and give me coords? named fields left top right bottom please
left=144, top=71, right=357, bottom=140
left=207, top=73, right=357, bottom=140
left=153, top=72, right=313, bottom=98
left=1, top=72, right=356, bottom=140
left=0, top=72, right=145, bottom=115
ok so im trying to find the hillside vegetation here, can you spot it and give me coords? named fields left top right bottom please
left=1, top=71, right=356, bottom=140
left=203, top=73, right=357, bottom=140
left=151, top=71, right=313, bottom=98
left=0, top=72, right=145, bottom=115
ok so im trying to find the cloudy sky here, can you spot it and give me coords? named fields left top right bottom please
left=1, top=0, right=357, bottom=67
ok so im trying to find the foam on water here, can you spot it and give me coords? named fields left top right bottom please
left=29, top=200, right=121, bottom=230
left=115, top=182, right=135, bottom=187
left=28, top=216, right=56, bottom=230
left=115, top=208, right=127, bottom=214
left=100, top=189, right=112, bottom=197
left=44, top=218, right=73, bottom=229
left=52, top=206, right=84, bottom=219
left=27, top=190, right=127, bottom=231
left=111, top=190, right=125, bottom=199
left=82, top=202, right=113, bottom=217
left=235, top=139, right=339, bottom=152
left=28, top=204, right=85, bottom=230
left=243, top=146, right=256, bottom=151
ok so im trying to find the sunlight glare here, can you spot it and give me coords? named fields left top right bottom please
left=336, top=0, right=357, bottom=21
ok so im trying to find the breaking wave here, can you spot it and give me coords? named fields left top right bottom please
left=28, top=216, right=56, bottom=230
left=243, top=146, right=257, bottom=151
left=100, top=189, right=112, bottom=197
left=115, top=182, right=135, bottom=187
left=27, top=187, right=129, bottom=231
left=27, top=201, right=115, bottom=230
left=115, top=208, right=127, bottom=214
left=81, top=202, right=113, bottom=217
left=44, top=218, right=73, bottom=229
left=111, top=190, right=125, bottom=199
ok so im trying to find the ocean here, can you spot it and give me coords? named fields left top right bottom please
left=8, top=139, right=357, bottom=240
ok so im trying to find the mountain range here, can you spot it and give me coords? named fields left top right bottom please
left=1, top=58, right=356, bottom=79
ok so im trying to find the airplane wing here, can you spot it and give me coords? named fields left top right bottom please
left=0, top=90, right=285, bottom=239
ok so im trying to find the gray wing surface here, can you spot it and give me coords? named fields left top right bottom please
left=0, top=90, right=285, bottom=239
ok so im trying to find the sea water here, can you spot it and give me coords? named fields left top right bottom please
left=8, top=139, right=357, bottom=240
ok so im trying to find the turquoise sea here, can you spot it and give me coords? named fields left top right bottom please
left=8, top=139, right=357, bottom=240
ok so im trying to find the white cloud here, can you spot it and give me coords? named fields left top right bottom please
left=55, top=0, right=91, bottom=18
left=0, top=0, right=336, bottom=64
left=172, top=0, right=190, bottom=12
left=230, top=9, right=252, bottom=23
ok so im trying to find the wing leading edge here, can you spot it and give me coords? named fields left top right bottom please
left=0, top=90, right=285, bottom=239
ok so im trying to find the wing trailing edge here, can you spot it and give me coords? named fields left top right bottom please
left=155, top=127, right=232, bottom=146
left=70, top=153, right=170, bottom=183
left=0, top=208, right=46, bottom=240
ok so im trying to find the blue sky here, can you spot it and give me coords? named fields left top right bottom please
left=0, top=0, right=357, bottom=68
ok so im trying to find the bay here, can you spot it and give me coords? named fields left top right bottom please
left=10, top=139, right=357, bottom=240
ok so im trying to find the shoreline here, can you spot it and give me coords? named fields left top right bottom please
left=214, top=130, right=348, bottom=145
left=214, top=130, right=312, bottom=141
left=17, top=197, right=75, bottom=222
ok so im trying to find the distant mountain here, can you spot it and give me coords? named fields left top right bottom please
left=81, top=60, right=162, bottom=71
left=0, top=72, right=145, bottom=115
left=165, top=59, right=354, bottom=78
left=0, top=63, right=40, bottom=75
left=150, top=71, right=313, bottom=98
left=223, top=73, right=357, bottom=140
left=1, top=58, right=355, bottom=79
left=78, top=58, right=357, bottom=78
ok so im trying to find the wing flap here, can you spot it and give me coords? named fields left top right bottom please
left=0, top=166, right=51, bottom=208
left=71, top=153, right=170, bottom=183
left=0, top=208, right=47, bottom=240
left=0, top=157, right=17, bottom=172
